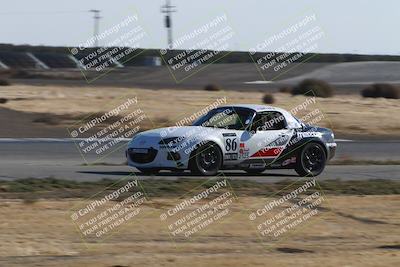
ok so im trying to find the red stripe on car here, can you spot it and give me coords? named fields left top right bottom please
left=250, top=147, right=283, bottom=158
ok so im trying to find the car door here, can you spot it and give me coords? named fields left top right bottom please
left=240, top=111, right=293, bottom=165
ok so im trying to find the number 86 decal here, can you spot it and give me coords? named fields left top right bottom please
left=225, top=138, right=238, bottom=151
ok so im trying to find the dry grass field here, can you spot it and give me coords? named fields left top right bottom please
left=0, top=195, right=399, bottom=267
left=0, top=84, right=399, bottom=138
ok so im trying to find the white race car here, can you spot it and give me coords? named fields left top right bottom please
left=126, top=104, right=336, bottom=176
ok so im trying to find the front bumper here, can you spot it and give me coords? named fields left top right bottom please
left=126, top=147, right=189, bottom=169
left=326, top=142, right=337, bottom=160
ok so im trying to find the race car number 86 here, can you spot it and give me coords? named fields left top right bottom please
left=225, top=138, right=238, bottom=151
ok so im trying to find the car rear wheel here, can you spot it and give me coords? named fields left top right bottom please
left=137, top=168, right=160, bottom=175
left=295, top=142, right=326, bottom=177
left=190, top=142, right=222, bottom=176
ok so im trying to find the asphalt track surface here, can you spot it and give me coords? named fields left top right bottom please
left=0, top=139, right=399, bottom=182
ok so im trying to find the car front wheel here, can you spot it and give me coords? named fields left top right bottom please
left=295, top=142, right=326, bottom=177
left=190, top=142, right=222, bottom=176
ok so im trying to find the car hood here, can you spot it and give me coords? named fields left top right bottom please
left=129, top=126, right=231, bottom=148
left=137, top=126, right=228, bottom=139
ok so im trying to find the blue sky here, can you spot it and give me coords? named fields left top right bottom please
left=0, top=0, right=399, bottom=55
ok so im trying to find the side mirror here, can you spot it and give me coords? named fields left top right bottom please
left=244, top=126, right=256, bottom=135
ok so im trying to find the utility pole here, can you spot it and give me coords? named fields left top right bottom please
left=89, top=9, right=101, bottom=47
left=161, top=0, right=176, bottom=49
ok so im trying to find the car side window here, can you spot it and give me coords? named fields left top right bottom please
left=251, top=112, right=287, bottom=131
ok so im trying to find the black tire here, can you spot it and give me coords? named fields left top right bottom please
left=137, top=168, right=160, bottom=175
left=190, top=142, right=222, bottom=176
left=244, top=168, right=267, bottom=174
left=295, top=142, right=326, bottom=177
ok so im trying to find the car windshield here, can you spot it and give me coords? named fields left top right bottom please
left=192, top=107, right=254, bottom=130
left=294, top=116, right=305, bottom=126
